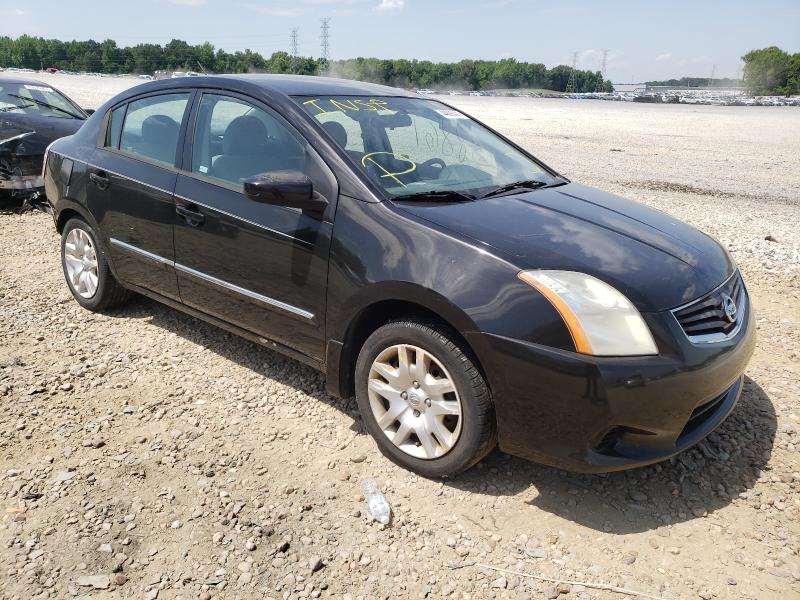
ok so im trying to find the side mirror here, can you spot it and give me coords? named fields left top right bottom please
left=83, top=108, right=95, bottom=116
left=243, top=170, right=328, bottom=217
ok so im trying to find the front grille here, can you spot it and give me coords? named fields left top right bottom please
left=672, top=271, right=746, bottom=342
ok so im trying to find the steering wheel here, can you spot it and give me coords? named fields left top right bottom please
left=419, top=158, right=447, bottom=171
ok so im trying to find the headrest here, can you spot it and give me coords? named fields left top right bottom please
left=322, top=120, right=348, bottom=147
left=141, top=115, right=179, bottom=144
left=223, top=115, right=268, bottom=155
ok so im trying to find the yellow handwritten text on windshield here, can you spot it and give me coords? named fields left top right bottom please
left=303, top=97, right=391, bottom=115
left=361, top=152, right=416, bottom=186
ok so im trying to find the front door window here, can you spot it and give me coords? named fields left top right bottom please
left=191, top=94, right=306, bottom=186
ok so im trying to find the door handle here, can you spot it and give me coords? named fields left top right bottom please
left=89, top=172, right=110, bottom=190
left=176, top=204, right=205, bottom=227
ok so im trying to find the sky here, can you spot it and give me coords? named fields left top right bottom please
left=2, top=0, right=799, bottom=82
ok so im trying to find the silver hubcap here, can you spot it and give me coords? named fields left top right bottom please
left=367, top=344, right=462, bottom=460
left=64, top=228, right=99, bottom=299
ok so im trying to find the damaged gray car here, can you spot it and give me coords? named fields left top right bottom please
left=0, top=77, right=88, bottom=204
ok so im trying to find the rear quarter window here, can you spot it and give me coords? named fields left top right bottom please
left=106, top=105, right=126, bottom=148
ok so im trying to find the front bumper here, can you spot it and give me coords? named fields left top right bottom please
left=1, top=150, right=44, bottom=194
left=466, top=298, right=756, bottom=473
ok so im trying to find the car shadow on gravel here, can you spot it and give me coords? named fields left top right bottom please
left=448, top=376, right=776, bottom=534
left=106, top=294, right=362, bottom=418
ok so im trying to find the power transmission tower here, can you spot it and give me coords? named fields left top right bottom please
left=320, top=18, right=331, bottom=66
left=595, top=49, right=609, bottom=92
left=708, top=64, right=716, bottom=88
left=290, top=28, right=298, bottom=74
left=565, top=52, right=578, bottom=94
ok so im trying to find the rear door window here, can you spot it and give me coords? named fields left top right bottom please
left=118, top=93, right=190, bottom=166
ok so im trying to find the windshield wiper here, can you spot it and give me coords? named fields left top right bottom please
left=480, top=179, right=550, bottom=199
left=0, top=103, right=35, bottom=112
left=392, top=190, right=476, bottom=203
left=7, top=94, right=83, bottom=119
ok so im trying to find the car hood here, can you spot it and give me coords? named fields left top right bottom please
left=0, top=113, right=84, bottom=155
left=395, top=182, right=733, bottom=312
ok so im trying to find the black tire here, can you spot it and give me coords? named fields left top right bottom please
left=355, top=320, right=496, bottom=478
left=60, top=217, right=130, bottom=311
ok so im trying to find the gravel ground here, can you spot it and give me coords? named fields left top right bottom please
left=1, top=78, right=799, bottom=600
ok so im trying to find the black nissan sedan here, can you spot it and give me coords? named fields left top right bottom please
left=1, top=77, right=88, bottom=200
left=42, top=75, right=755, bottom=477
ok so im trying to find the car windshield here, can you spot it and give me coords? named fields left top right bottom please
left=0, top=82, right=84, bottom=119
left=294, top=95, right=557, bottom=198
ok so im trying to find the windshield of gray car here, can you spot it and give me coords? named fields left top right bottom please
left=294, top=95, right=557, bottom=198
left=0, top=82, right=84, bottom=119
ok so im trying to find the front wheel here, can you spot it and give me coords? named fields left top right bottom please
left=61, top=217, right=130, bottom=311
left=354, top=320, right=496, bottom=478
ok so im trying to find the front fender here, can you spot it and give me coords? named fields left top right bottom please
left=327, top=197, right=572, bottom=346
left=333, top=279, right=480, bottom=340
left=324, top=195, right=575, bottom=397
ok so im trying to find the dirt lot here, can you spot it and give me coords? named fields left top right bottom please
left=1, top=77, right=799, bottom=600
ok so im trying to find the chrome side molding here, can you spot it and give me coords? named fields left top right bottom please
left=109, top=237, right=314, bottom=321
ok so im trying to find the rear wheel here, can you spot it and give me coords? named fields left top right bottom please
left=61, top=217, right=130, bottom=311
left=355, top=320, right=496, bottom=478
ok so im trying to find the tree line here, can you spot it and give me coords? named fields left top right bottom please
left=0, top=36, right=312, bottom=77
left=329, top=57, right=612, bottom=92
left=0, top=36, right=612, bottom=92
left=3, top=36, right=797, bottom=95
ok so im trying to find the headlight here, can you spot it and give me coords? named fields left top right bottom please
left=518, top=270, right=658, bottom=356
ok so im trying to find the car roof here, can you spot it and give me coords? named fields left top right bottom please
left=123, top=74, right=415, bottom=99
left=2, top=74, right=415, bottom=98
left=219, top=74, right=414, bottom=97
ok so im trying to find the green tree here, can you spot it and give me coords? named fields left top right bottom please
left=100, top=39, right=123, bottom=73
left=742, top=46, right=795, bottom=95
left=548, top=65, right=572, bottom=91
left=456, top=60, right=481, bottom=90
left=787, top=53, right=800, bottom=95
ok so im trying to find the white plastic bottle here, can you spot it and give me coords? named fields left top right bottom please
left=361, top=479, right=391, bottom=524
